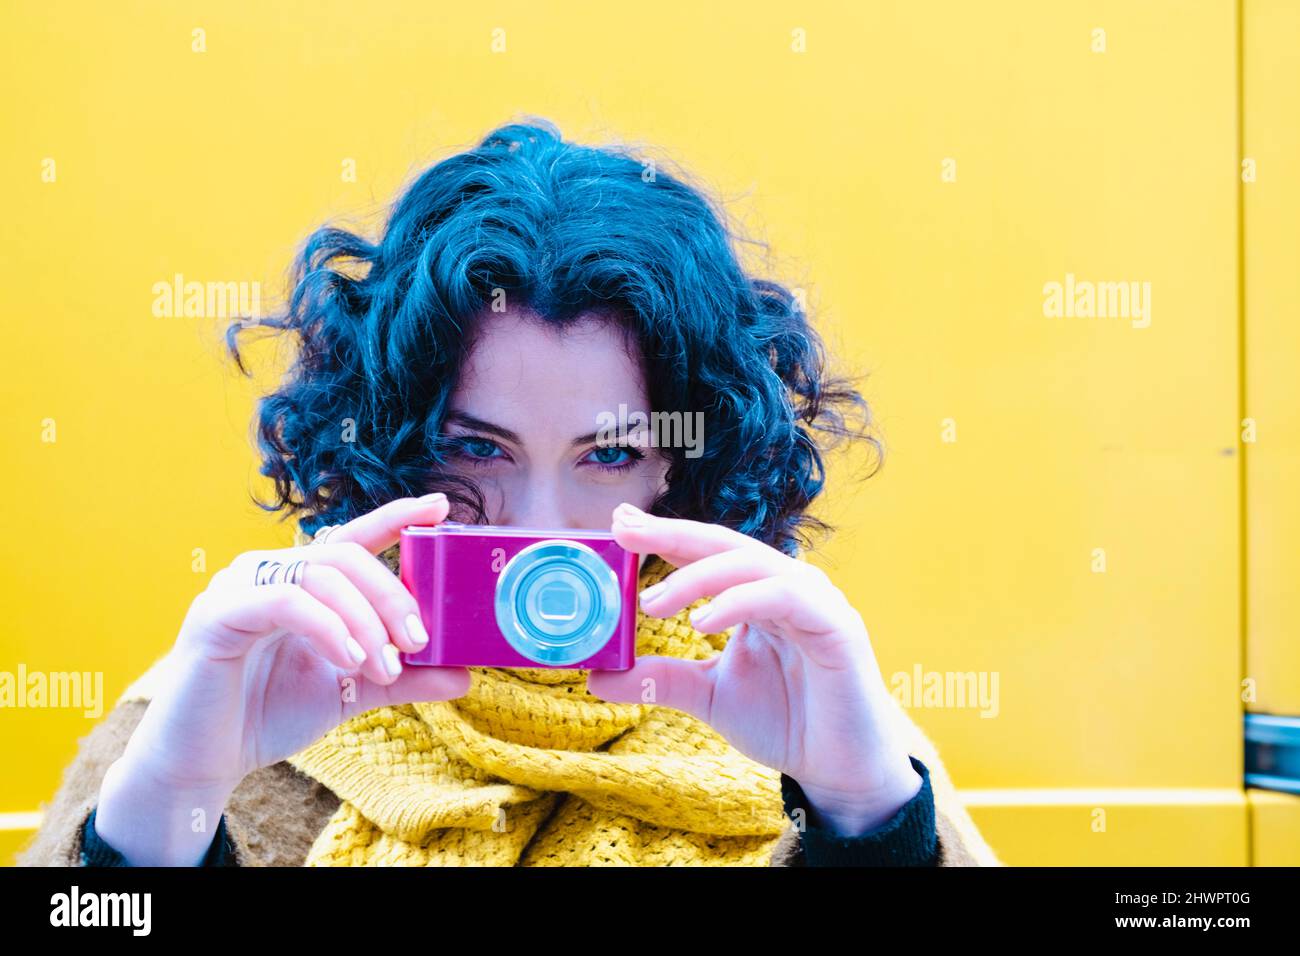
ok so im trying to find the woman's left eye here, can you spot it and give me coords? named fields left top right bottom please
left=583, top=445, right=643, bottom=471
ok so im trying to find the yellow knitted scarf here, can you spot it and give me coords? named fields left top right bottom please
left=284, top=536, right=790, bottom=866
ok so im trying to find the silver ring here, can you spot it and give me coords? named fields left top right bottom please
left=255, top=559, right=308, bottom=587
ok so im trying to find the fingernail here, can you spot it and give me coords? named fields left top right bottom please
left=689, top=603, right=713, bottom=626
left=639, top=582, right=667, bottom=603
left=419, top=492, right=448, bottom=503
left=405, top=613, right=429, bottom=649
left=382, top=644, right=403, bottom=678
left=346, top=637, right=367, bottom=666
left=614, top=503, right=644, bottom=527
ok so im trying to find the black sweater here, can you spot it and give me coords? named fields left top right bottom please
left=79, top=754, right=939, bottom=866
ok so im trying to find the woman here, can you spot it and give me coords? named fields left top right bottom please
left=19, top=119, right=1000, bottom=867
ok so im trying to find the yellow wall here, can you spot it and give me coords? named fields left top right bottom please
left=1244, top=0, right=1300, bottom=715
left=1241, top=0, right=1300, bottom=868
left=1, top=0, right=1295, bottom=865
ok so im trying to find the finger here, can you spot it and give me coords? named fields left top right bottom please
left=609, top=502, right=765, bottom=568
left=345, top=664, right=474, bottom=719
left=687, top=575, right=845, bottom=640
left=302, top=541, right=429, bottom=654
left=584, top=656, right=718, bottom=724
left=329, top=493, right=450, bottom=554
left=637, top=547, right=791, bottom=618
left=298, top=563, right=401, bottom=685
left=212, top=583, right=359, bottom=671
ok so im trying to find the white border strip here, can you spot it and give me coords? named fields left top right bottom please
left=957, top=788, right=1246, bottom=807
left=0, top=811, right=44, bottom=831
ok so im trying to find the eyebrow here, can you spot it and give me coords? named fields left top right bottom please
left=444, top=411, right=649, bottom=449
left=444, top=411, right=523, bottom=445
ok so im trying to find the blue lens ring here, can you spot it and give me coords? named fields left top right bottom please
left=494, top=540, right=622, bottom=665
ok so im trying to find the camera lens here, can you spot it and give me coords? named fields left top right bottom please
left=494, top=540, right=622, bottom=666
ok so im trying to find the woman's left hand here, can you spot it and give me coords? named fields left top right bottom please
left=586, top=502, right=922, bottom=837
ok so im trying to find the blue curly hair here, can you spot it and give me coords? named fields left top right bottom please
left=226, top=118, right=879, bottom=556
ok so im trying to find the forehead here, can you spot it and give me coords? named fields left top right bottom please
left=450, top=308, right=650, bottom=429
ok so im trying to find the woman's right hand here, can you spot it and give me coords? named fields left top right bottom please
left=93, top=493, right=470, bottom=865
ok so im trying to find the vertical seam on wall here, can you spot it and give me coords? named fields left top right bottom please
left=1236, top=0, right=1253, bottom=867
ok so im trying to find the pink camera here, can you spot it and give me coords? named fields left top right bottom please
left=398, top=522, right=640, bottom=670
